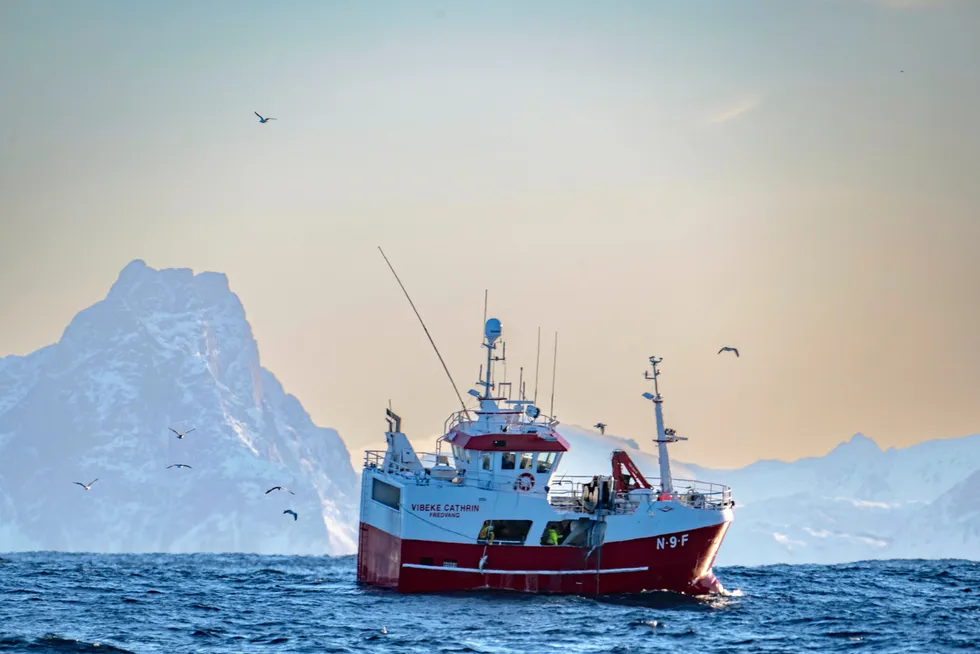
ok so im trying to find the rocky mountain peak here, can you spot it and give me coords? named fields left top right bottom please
left=0, top=261, right=357, bottom=555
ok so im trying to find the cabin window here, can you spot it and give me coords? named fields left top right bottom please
left=465, top=449, right=472, bottom=464
left=540, top=520, right=572, bottom=545
left=477, top=520, right=534, bottom=545
left=420, top=557, right=434, bottom=566
left=537, top=452, right=556, bottom=473
left=482, top=453, right=491, bottom=470
left=519, top=453, right=534, bottom=470
left=371, top=478, right=401, bottom=510
left=501, top=452, right=517, bottom=470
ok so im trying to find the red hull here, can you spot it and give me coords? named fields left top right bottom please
left=357, top=521, right=729, bottom=595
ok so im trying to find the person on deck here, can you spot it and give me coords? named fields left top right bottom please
left=544, top=526, right=560, bottom=546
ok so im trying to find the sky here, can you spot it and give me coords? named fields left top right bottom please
left=1, top=0, right=978, bottom=469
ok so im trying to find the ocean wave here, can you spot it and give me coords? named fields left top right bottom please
left=0, top=554, right=975, bottom=653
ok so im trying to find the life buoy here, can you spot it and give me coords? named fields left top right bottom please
left=514, top=472, right=535, bottom=492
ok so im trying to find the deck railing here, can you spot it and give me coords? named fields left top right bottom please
left=442, top=411, right=557, bottom=436
left=443, top=410, right=473, bottom=435
left=545, top=476, right=729, bottom=513
left=362, top=450, right=450, bottom=474
left=670, top=478, right=733, bottom=510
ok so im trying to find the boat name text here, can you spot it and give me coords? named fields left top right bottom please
left=411, top=503, right=480, bottom=518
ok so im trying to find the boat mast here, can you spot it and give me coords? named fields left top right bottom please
left=643, top=356, right=682, bottom=496
left=479, top=318, right=502, bottom=401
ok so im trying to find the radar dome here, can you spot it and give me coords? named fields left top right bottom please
left=484, top=318, right=502, bottom=345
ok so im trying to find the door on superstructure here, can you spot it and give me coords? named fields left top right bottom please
left=477, top=451, right=494, bottom=490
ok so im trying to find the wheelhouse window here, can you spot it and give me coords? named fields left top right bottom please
left=501, top=452, right=516, bottom=470
left=481, top=453, right=491, bottom=470
left=477, top=520, right=534, bottom=545
left=371, top=478, right=401, bottom=510
left=537, top=452, right=556, bottom=473
left=519, top=453, right=534, bottom=470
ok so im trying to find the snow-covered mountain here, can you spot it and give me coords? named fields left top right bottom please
left=2, top=260, right=975, bottom=565
left=885, top=469, right=980, bottom=560
left=557, top=426, right=980, bottom=565
left=0, top=260, right=357, bottom=555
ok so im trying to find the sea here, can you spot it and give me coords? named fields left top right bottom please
left=0, top=553, right=977, bottom=653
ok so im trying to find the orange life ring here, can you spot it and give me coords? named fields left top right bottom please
left=514, top=472, right=535, bottom=492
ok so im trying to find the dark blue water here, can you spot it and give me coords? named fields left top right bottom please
left=0, top=553, right=977, bottom=653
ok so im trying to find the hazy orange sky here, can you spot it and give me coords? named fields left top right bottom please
left=1, top=0, right=978, bottom=469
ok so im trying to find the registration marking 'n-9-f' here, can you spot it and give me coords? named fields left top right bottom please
left=656, top=533, right=689, bottom=550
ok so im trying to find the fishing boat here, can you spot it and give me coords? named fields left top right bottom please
left=357, top=317, right=734, bottom=595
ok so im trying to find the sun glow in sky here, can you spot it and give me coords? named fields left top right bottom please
left=1, top=0, right=978, bottom=468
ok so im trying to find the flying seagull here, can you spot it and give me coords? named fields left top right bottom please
left=254, top=112, right=276, bottom=124
left=166, top=464, right=192, bottom=469
left=73, top=478, right=98, bottom=491
left=594, top=423, right=607, bottom=435
left=169, top=427, right=195, bottom=439
left=265, top=486, right=295, bottom=495
left=717, top=346, right=739, bottom=357
left=283, top=509, right=298, bottom=521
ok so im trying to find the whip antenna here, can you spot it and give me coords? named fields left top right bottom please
left=549, top=331, right=558, bottom=419
left=533, top=326, right=541, bottom=403
left=377, top=247, right=467, bottom=412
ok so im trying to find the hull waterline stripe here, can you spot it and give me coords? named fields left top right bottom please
left=402, top=563, right=649, bottom=575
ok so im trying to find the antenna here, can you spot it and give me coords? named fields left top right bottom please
left=548, top=331, right=558, bottom=419
left=377, top=247, right=467, bottom=412
left=533, top=326, right=541, bottom=404
left=482, top=290, right=488, bottom=338
left=502, top=341, right=507, bottom=386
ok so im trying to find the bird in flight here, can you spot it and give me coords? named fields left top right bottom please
left=594, top=423, right=607, bottom=435
left=717, top=347, right=740, bottom=357
left=254, top=112, right=276, bottom=124
left=169, top=428, right=195, bottom=439
left=283, top=509, right=298, bottom=521
left=166, top=464, right=192, bottom=469
left=73, top=478, right=98, bottom=491
left=265, top=486, right=295, bottom=495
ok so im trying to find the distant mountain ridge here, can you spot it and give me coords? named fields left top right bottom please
left=0, top=260, right=357, bottom=554
left=2, top=259, right=976, bottom=566
left=557, top=427, right=980, bottom=565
